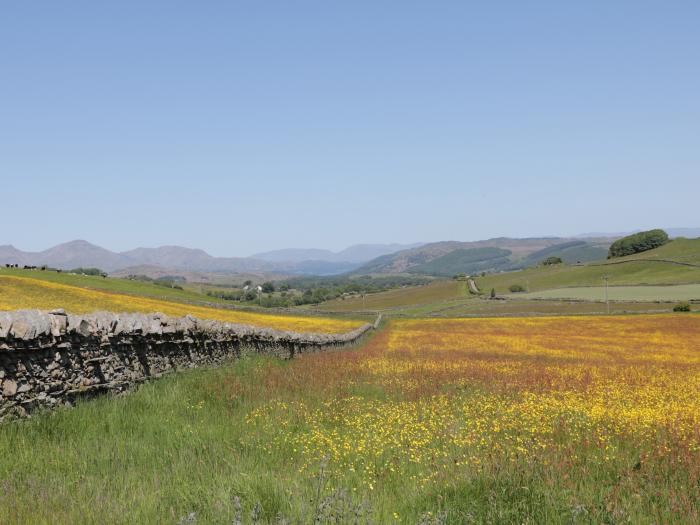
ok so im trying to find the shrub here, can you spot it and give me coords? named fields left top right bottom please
left=261, top=281, right=275, bottom=293
left=509, top=284, right=526, bottom=293
left=541, top=256, right=563, bottom=266
left=673, top=302, right=692, bottom=312
left=608, top=229, right=669, bottom=258
left=490, top=288, right=496, bottom=298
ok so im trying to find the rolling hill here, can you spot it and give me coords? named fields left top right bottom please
left=406, top=247, right=513, bottom=277
left=354, top=238, right=610, bottom=276
left=519, top=240, right=609, bottom=267
left=475, top=238, right=700, bottom=294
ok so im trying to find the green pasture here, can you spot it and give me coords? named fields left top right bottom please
left=520, top=284, right=700, bottom=302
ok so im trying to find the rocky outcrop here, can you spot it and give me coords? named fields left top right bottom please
left=0, top=309, right=373, bottom=419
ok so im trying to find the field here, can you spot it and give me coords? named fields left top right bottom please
left=315, top=281, right=678, bottom=317
left=398, top=298, right=678, bottom=317
left=316, top=280, right=466, bottom=313
left=0, top=275, right=363, bottom=334
left=522, top=284, right=700, bottom=302
left=2, top=314, right=700, bottom=523
left=0, top=267, right=237, bottom=306
left=475, top=238, right=700, bottom=295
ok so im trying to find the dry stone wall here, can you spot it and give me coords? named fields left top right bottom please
left=0, top=309, right=375, bottom=419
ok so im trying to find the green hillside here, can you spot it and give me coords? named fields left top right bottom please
left=407, top=247, right=512, bottom=276
left=476, top=238, right=700, bottom=295
left=519, top=241, right=608, bottom=266
left=613, top=237, right=700, bottom=264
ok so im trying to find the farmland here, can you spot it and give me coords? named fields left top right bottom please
left=2, top=314, right=700, bottom=523
left=0, top=275, right=362, bottom=334
left=316, top=279, right=467, bottom=313
left=522, top=284, right=700, bottom=302
left=475, top=238, right=700, bottom=295
left=312, top=238, right=700, bottom=317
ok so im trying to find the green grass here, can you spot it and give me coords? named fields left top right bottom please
left=615, top=236, right=700, bottom=264
left=316, top=280, right=467, bottom=312
left=1, top=357, right=353, bottom=524
left=394, top=298, right=676, bottom=317
left=521, top=284, right=700, bottom=302
left=475, top=239, right=700, bottom=295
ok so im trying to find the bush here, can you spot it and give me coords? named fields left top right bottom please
left=673, top=302, right=692, bottom=312
left=541, top=256, right=563, bottom=266
left=509, top=284, right=526, bottom=293
left=261, top=281, right=275, bottom=293
left=608, top=229, right=669, bottom=258
left=490, top=288, right=496, bottom=298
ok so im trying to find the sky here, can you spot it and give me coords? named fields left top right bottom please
left=2, top=2, right=698, bottom=257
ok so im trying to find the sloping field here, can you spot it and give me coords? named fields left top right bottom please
left=316, top=279, right=466, bottom=312
left=618, top=237, right=700, bottom=264
left=476, top=238, right=700, bottom=295
left=2, top=314, right=700, bottom=523
left=0, top=267, right=233, bottom=306
left=523, top=284, right=700, bottom=302
left=0, top=275, right=362, bottom=334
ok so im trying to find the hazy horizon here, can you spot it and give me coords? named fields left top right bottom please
left=4, top=226, right=700, bottom=261
left=3, top=2, right=698, bottom=256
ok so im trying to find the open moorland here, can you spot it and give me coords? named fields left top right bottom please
left=2, top=314, right=700, bottom=523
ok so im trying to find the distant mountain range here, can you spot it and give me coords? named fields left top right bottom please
left=0, top=241, right=272, bottom=274
left=2, top=229, right=696, bottom=279
left=252, top=243, right=424, bottom=264
left=0, top=240, right=423, bottom=276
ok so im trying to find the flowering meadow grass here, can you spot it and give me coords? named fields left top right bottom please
left=0, top=275, right=362, bottom=333
left=2, top=314, right=700, bottom=523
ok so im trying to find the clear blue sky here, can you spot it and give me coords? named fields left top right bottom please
left=2, top=2, right=698, bottom=256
